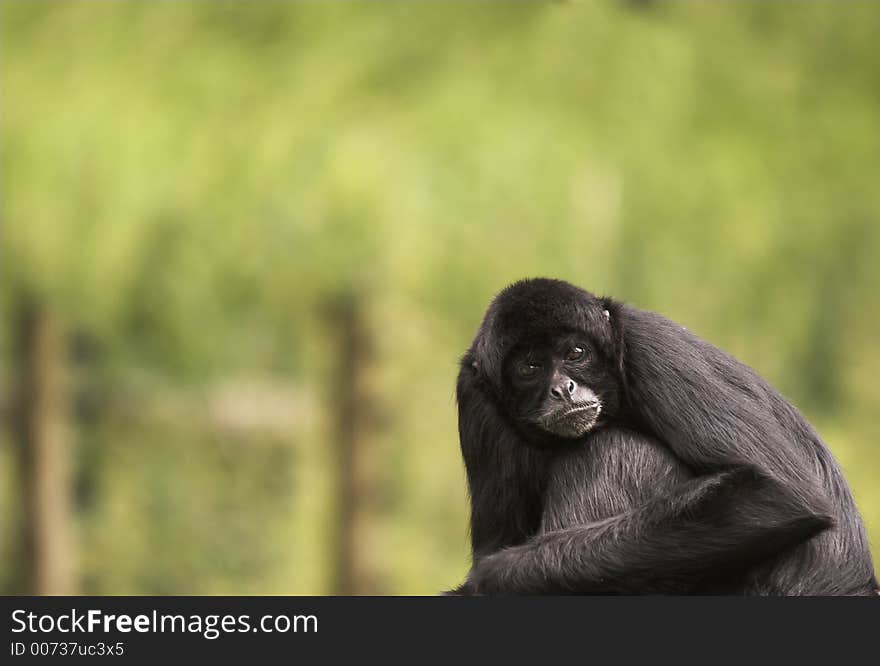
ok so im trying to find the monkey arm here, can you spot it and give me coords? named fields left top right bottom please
left=456, top=365, right=551, bottom=559
left=465, top=468, right=833, bottom=595
left=615, top=303, right=836, bottom=524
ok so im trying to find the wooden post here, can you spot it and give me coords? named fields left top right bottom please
left=328, top=294, right=376, bottom=595
left=14, top=298, right=75, bottom=595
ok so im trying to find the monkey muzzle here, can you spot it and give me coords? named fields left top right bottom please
left=540, top=400, right=602, bottom=439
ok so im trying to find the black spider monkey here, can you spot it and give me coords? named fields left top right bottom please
left=449, top=278, right=877, bottom=595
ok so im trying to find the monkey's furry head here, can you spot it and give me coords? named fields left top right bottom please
left=467, top=278, right=618, bottom=396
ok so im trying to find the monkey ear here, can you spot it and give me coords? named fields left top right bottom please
left=471, top=332, right=506, bottom=397
left=600, top=297, right=628, bottom=394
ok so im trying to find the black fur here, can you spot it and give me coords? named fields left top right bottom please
left=450, top=278, right=877, bottom=595
left=541, top=429, right=692, bottom=531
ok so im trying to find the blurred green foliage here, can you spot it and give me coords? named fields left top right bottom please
left=1, top=0, right=878, bottom=594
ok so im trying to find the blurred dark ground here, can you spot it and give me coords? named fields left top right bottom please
left=1, top=1, right=878, bottom=595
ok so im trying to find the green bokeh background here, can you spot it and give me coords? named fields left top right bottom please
left=2, top=0, right=878, bottom=594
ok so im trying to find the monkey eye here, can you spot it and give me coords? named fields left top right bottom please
left=565, top=346, right=586, bottom=362
left=516, top=363, right=541, bottom=380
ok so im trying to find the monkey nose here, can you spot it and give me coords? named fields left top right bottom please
left=550, top=379, right=577, bottom=400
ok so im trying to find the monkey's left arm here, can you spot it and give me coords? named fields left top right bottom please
left=613, top=303, right=835, bottom=533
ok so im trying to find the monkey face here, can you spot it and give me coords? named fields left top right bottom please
left=505, top=333, right=620, bottom=440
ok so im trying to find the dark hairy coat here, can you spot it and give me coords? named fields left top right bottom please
left=454, top=278, right=877, bottom=595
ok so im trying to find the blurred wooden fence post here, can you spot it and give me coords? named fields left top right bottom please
left=14, top=297, right=75, bottom=595
left=327, top=293, right=377, bottom=595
